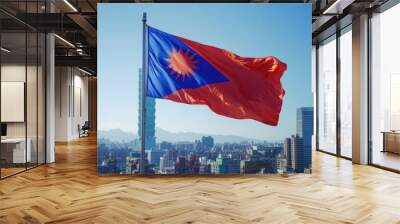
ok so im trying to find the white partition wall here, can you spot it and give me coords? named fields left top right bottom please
left=54, top=67, right=89, bottom=141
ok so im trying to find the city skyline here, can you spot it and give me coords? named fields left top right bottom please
left=98, top=135, right=285, bottom=175
left=98, top=106, right=313, bottom=175
left=98, top=4, right=312, bottom=141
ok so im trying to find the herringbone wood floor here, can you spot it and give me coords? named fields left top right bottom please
left=1, top=135, right=400, bottom=224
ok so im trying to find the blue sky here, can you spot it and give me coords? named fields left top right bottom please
left=98, top=3, right=312, bottom=141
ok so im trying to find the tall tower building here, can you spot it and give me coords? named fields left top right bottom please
left=138, top=68, right=156, bottom=151
left=291, top=134, right=304, bottom=173
left=283, top=138, right=292, bottom=172
left=296, top=107, right=314, bottom=169
left=276, top=156, right=287, bottom=174
left=201, top=136, right=214, bottom=149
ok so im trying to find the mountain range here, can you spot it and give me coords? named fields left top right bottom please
left=99, top=127, right=264, bottom=143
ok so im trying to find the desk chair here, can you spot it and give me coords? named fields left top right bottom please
left=79, top=121, right=90, bottom=138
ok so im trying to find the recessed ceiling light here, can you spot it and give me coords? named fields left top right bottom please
left=63, top=0, right=78, bottom=12
left=78, top=67, right=93, bottom=76
left=322, top=0, right=354, bottom=15
left=1, top=47, right=11, bottom=53
left=54, top=34, right=75, bottom=48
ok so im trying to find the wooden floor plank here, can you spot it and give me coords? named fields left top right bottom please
left=1, top=135, right=400, bottom=223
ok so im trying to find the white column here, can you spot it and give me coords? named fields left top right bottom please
left=352, top=14, right=369, bottom=164
left=45, top=1, right=55, bottom=163
left=46, top=33, right=55, bottom=163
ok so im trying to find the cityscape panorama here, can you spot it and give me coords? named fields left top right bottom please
left=97, top=70, right=313, bottom=175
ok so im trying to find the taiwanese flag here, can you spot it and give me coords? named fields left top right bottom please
left=147, top=26, right=287, bottom=126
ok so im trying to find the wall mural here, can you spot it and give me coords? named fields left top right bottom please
left=97, top=3, right=312, bottom=175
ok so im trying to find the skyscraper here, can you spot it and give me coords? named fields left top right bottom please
left=291, top=134, right=304, bottom=173
left=296, top=107, right=313, bottom=169
left=175, top=157, right=187, bottom=174
left=213, top=154, right=241, bottom=174
left=146, top=150, right=163, bottom=166
left=276, top=155, right=287, bottom=174
left=201, top=136, right=214, bottom=149
left=284, top=138, right=292, bottom=172
left=138, top=68, right=156, bottom=151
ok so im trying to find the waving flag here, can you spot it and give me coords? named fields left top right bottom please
left=146, top=26, right=287, bottom=126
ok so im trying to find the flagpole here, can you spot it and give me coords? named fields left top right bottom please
left=140, top=12, right=147, bottom=175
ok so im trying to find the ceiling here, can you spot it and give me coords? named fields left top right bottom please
left=0, top=0, right=392, bottom=75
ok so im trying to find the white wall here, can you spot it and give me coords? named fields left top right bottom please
left=1, top=66, right=25, bottom=133
left=1, top=63, right=46, bottom=163
left=55, top=67, right=89, bottom=141
left=55, top=66, right=69, bottom=141
left=73, top=72, right=89, bottom=137
left=1, top=65, right=39, bottom=137
left=1, top=65, right=27, bottom=140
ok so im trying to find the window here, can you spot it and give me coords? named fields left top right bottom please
left=339, top=27, right=352, bottom=158
left=317, top=35, right=337, bottom=154
left=371, top=3, right=400, bottom=171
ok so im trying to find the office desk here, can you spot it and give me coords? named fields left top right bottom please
left=1, top=138, right=31, bottom=164
left=382, top=131, right=400, bottom=154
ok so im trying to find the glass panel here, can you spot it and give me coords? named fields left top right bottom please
left=318, top=35, right=337, bottom=154
left=339, top=28, right=352, bottom=158
left=38, top=32, right=45, bottom=165
left=371, top=4, right=400, bottom=171
left=1, top=31, right=27, bottom=177
left=25, top=0, right=37, bottom=169
left=0, top=1, right=46, bottom=179
left=27, top=31, right=38, bottom=169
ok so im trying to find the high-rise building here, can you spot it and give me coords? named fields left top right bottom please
left=126, top=156, right=140, bottom=174
left=146, top=150, right=163, bottom=166
left=284, top=138, right=292, bottom=171
left=212, top=154, right=240, bottom=174
left=186, top=153, right=200, bottom=174
left=160, top=154, right=174, bottom=168
left=291, top=134, right=304, bottom=173
left=276, top=156, right=287, bottom=174
left=296, top=107, right=313, bottom=169
left=159, top=156, right=165, bottom=171
left=201, top=136, right=214, bottom=149
left=138, top=68, right=156, bottom=151
left=159, top=155, right=175, bottom=174
left=174, top=157, right=187, bottom=174
left=241, top=158, right=277, bottom=174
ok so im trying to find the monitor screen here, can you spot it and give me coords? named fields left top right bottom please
left=1, top=123, right=7, bottom=137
